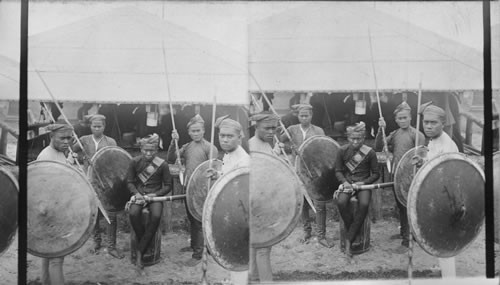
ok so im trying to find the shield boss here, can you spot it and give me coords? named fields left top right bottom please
left=295, top=135, right=340, bottom=202
left=250, top=151, right=303, bottom=248
left=203, top=167, right=249, bottom=272
left=186, top=159, right=223, bottom=222
left=28, top=161, right=98, bottom=258
left=0, top=167, right=18, bottom=257
left=408, top=153, right=484, bottom=258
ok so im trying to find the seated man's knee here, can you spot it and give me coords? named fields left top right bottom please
left=128, top=205, right=142, bottom=217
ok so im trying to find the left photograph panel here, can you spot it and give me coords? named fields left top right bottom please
left=0, top=0, right=20, bottom=284
left=26, top=1, right=249, bottom=284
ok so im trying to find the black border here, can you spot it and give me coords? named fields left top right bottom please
left=15, top=0, right=496, bottom=283
left=18, top=0, right=28, bottom=284
left=482, top=0, right=494, bottom=279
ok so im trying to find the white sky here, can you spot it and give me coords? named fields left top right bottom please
left=0, top=1, right=498, bottom=61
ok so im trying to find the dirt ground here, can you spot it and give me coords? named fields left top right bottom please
left=19, top=140, right=493, bottom=284
left=25, top=180, right=489, bottom=285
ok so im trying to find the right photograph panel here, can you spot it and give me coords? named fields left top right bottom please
left=248, top=1, right=488, bottom=282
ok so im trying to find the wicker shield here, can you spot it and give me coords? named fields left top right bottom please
left=393, top=146, right=427, bottom=206
left=408, top=153, right=484, bottom=258
left=0, top=167, right=18, bottom=257
left=186, top=159, right=223, bottom=222
left=295, top=135, right=340, bottom=202
left=494, top=153, right=500, bottom=243
left=203, top=167, right=249, bottom=272
left=250, top=151, right=303, bottom=248
left=28, top=161, right=98, bottom=258
left=87, top=146, right=132, bottom=212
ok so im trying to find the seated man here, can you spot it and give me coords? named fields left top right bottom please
left=335, top=122, right=380, bottom=257
left=127, top=134, right=172, bottom=272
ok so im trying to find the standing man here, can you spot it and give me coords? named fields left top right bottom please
left=248, top=111, right=281, bottom=282
left=36, top=124, right=74, bottom=285
left=167, top=114, right=218, bottom=267
left=412, top=103, right=458, bottom=278
left=374, top=102, right=425, bottom=253
left=335, top=122, right=380, bottom=257
left=279, top=104, right=330, bottom=247
left=206, top=115, right=249, bottom=284
left=72, top=114, right=123, bottom=259
left=127, top=134, right=172, bottom=272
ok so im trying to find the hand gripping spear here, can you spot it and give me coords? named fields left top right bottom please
left=162, top=41, right=185, bottom=186
left=35, top=71, right=111, bottom=224
left=368, top=29, right=393, bottom=174
left=248, top=72, right=317, bottom=214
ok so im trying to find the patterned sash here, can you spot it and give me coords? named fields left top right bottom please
left=345, top=145, right=372, bottom=173
left=138, top=156, right=165, bottom=185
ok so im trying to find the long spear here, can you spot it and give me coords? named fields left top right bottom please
left=248, top=79, right=317, bottom=214
left=407, top=73, right=423, bottom=284
left=248, top=71, right=314, bottom=179
left=201, top=94, right=217, bottom=285
left=161, top=41, right=185, bottom=186
left=368, top=29, right=392, bottom=174
left=35, top=71, right=111, bottom=224
left=249, top=93, right=292, bottom=165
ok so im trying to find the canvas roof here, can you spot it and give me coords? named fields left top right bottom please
left=492, top=24, right=499, bottom=91
left=28, top=6, right=248, bottom=105
left=0, top=55, right=18, bottom=101
left=249, top=2, right=484, bottom=93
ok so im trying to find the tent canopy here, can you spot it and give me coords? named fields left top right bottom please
left=249, top=2, right=484, bottom=92
left=0, top=55, right=19, bottom=101
left=28, top=6, right=248, bottom=105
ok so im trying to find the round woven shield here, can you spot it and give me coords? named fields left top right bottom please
left=494, top=153, right=500, bottom=243
left=28, top=161, right=98, bottom=258
left=186, top=159, right=223, bottom=222
left=295, top=135, right=340, bottom=202
left=87, top=146, right=132, bottom=212
left=408, top=152, right=484, bottom=258
left=203, top=167, right=249, bottom=272
left=0, top=167, right=18, bottom=257
left=394, top=146, right=427, bottom=206
left=251, top=151, right=303, bottom=248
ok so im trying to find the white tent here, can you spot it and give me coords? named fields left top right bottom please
left=249, top=2, right=484, bottom=93
left=28, top=6, right=248, bottom=106
left=0, top=55, right=19, bottom=101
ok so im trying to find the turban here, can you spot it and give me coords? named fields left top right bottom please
left=187, top=114, right=205, bottom=129
left=292, top=103, right=313, bottom=112
left=46, top=124, right=73, bottom=133
left=250, top=111, right=280, bottom=123
left=85, top=114, right=106, bottom=123
left=140, top=133, right=160, bottom=147
left=393, top=101, right=411, bottom=115
left=420, top=102, right=446, bottom=122
left=215, top=115, right=242, bottom=134
left=346, top=121, right=366, bottom=135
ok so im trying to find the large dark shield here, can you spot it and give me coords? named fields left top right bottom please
left=87, top=146, right=132, bottom=212
left=250, top=151, right=303, bottom=248
left=203, top=167, right=249, bottom=271
left=186, top=159, right=223, bottom=222
left=295, top=135, right=340, bottom=202
left=494, top=153, right=500, bottom=243
left=394, top=146, right=427, bottom=206
left=28, top=161, right=98, bottom=258
left=0, top=167, right=18, bottom=257
left=408, top=153, right=484, bottom=258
